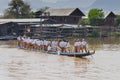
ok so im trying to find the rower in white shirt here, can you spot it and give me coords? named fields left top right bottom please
left=31, top=39, right=37, bottom=49
left=35, top=39, right=40, bottom=50
left=78, top=40, right=82, bottom=52
left=17, top=36, right=22, bottom=47
left=43, top=39, right=48, bottom=50
left=51, top=40, right=57, bottom=51
left=81, top=38, right=87, bottom=52
left=74, top=39, right=80, bottom=52
left=66, top=40, right=71, bottom=52
left=59, top=40, right=67, bottom=52
left=47, top=44, right=52, bottom=52
left=40, top=40, right=44, bottom=50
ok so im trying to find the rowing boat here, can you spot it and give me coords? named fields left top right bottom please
left=41, top=50, right=95, bottom=57
left=18, top=46, right=95, bottom=58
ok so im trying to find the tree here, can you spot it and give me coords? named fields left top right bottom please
left=38, top=6, right=50, bottom=13
left=78, top=18, right=89, bottom=27
left=35, top=6, right=50, bottom=18
left=3, top=0, right=31, bottom=18
left=115, top=15, right=120, bottom=27
left=88, top=8, right=104, bottom=26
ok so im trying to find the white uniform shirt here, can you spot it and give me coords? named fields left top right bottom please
left=82, top=41, right=87, bottom=46
left=78, top=41, right=82, bottom=46
left=39, top=40, right=43, bottom=46
left=74, top=41, right=82, bottom=46
left=59, top=41, right=67, bottom=48
left=32, top=39, right=37, bottom=44
left=26, top=38, right=30, bottom=43
left=47, top=45, right=51, bottom=51
left=21, top=37, right=25, bottom=42
left=66, top=42, right=70, bottom=47
left=51, top=41, right=56, bottom=47
left=17, top=37, right=21, bottom=40
left=36, top=40, right=40, bottom=45
left=43, top=40, right=46, bottom=45
left=45, top=40, right=49, bottom=46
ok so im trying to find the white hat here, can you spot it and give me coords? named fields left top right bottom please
left=82, top=38, right=85, bottom=41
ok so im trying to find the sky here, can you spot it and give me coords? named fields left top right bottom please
left=0, top=0, right=120, bottom=14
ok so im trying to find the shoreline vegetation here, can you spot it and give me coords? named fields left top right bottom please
left=27, top=32, right=120, bottom=39
left=0, top=0, right=120, bottom=40
left=0, top=25, right=120, bottom=40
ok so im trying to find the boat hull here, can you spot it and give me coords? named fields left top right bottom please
left=48, top=51, right=95, bottom=57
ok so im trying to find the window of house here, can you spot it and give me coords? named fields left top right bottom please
left=63, top=17, right=66, bottom=22
left=60, top=17, right=62, bottom=21
left=74, top=17, right=77, bottom=21
left=51, top=17, right=54, bottom=19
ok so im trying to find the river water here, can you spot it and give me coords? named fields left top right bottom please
left=0, top=37, right=120, bottom=80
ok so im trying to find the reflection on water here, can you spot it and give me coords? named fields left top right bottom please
left=0, top=40, right=16, bottom=48
left=0, top=37, right=120, bottom=80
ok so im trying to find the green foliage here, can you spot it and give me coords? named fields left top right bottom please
left=3, top=0, right=32, bottom=18
left=78, top=19, right=89, bottom=27
left=90, top=29, right=100, bottom=37
left=88, top=8, right=104, bottom=26
left=111, top=32, right=120, bottom=36
left=89, top=18, right=105, bottom=26
left=115, top=15, right=120, bottom=27
left=88, top=8, right=104, bottom=18
left=38, top=6, right=50, bottom=13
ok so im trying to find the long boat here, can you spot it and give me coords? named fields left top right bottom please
left=41, top=50, right=95, bottom=58
left=18, top=47, right=95, bottom=57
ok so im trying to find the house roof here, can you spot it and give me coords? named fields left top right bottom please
left=0, top=18, right=45, bottom=23
left=44, top=8, right=84, bottom=16
left=0, top=18, right=46, bottom=25
left=104, top=11, right=116, bottom=18
left=104, top=12, right=110, bottom=18
left=114, top=12, right=120, bottom=16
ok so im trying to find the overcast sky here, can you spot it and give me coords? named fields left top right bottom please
left=0, top=0, right=120, bottom=14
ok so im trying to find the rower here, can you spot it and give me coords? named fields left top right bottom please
left=36, top=39, right=40, bottom=50
left=40, top=39, right=44, bottom=50
left=66, top=40, right=71, bottom=52
left=21, top=36, right=28, bottom=48
left=59, top=39, right=67, bottom=52
left=74, top=39, right=79, bottom=52
left=81, top=38, right=87, bottom=52
left=17, top=36, right=22, bottom=47
left=31, top=39, right=37, bottom=50
left=78, top=39, right=82, bottom=52
left=47, top=44, right=52, bottom=53
left=25, top=37, right=31, bottom=49
left=51, top=40, right=57, bottom=51
left=45, top=39, right=50, bottom=51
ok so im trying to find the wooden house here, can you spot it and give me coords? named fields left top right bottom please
left=40, top=8, right=85, bottom=24
left=105, top=11, right=116, bottom=26
left=0, top=19, right=45, bottom=36
left=104, top=11, right=116, bottom=31
left=0, top=22, right=19, bottom=36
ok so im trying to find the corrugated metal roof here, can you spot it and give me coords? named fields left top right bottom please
left=114, top=12, right=120, bottom=16
left=0, top=18, right=45, bottom=23
left=82, top=11, right=88, bottom=18
left=45, top=8, right=78, bottom=16
left=104, top=11, right=110, bottom=18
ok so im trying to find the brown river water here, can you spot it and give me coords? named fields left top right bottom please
left=0, top=37, right=120, bottom=80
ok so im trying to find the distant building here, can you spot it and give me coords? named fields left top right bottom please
left=0, top=22, right=19, bottom=36
left=0, top=19, right=45, bottom=36
left=38, top=8, right=85, bottom=24
left=1, top=8, right=119, bottom=38
left=104, top=11, right=116, bottom=26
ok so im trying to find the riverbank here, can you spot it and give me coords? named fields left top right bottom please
left=0, top=35, right=17, bottom=40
